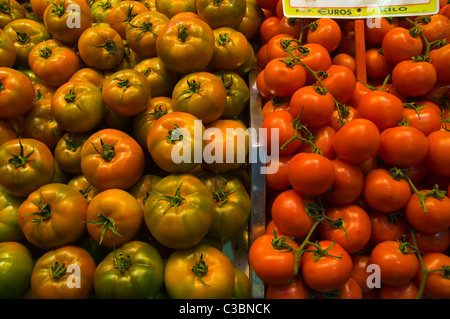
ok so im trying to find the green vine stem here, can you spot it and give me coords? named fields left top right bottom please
left=49, top=262, right=67, bottom=279
left=406, top=226, right=449, bottom=299
left=389, top=167, right=446, bottom=212
left=159, top=182, right=185, bottom=214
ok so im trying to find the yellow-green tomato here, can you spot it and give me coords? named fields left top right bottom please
left=164, top=244, right=235, bottom=299
left=93, top=241, right=165, bottom=299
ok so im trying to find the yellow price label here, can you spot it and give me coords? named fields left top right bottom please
left=283, top=0, right=440, bottom=18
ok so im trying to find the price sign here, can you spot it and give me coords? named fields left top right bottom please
left=283, top=0, right=439, bottom=18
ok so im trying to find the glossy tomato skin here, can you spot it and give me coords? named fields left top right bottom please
left=301, top=240, right=353, bottom=292
left=77, top=25, right=125, bottom=71
left=133, top=57, right=177, bottom=98
left=0, top=29, right=17, bottom=68
left=3, top=18, right=52, bottom=68
left=80, top=129, right=145, bottom=191
left=356, top=90, right=404, bottom=132
left=0, top=187, right=23, bottom=242
left=381, top=27, right=423, bottom=64
left=249, top=232, right=300, bottom=285
left=43, top=0, right=93, bottom=44
left=402, top=101, right=442, bottom=136
left=378, top=125, right=429, bottom=167
left=51, top=81, right=105, bottom=133
left=132, top=96, right=174, bottom=150
left=290, top=85, right=335, bottom=129
left=17, top=183, right=88, bottom=250
left=287, top=152, right=336, bottom=196
left=404, top=190, right=450, bottom=234
left=172, top=71, right=227, bottom=124
left=54, top=132, right=90, bottom=175
left=93, top=240, right=164, bottom=299
left=270, top=189, right=316, bottom=238
left=144, top=174, right=215, bottom=250
left=392, top=60, right=437, bottom=97
left=0, top=138, right=55, bottom=197
left=369, top=210, right=407, bottom=245
left=332, top=118, right=380, bottom=164
left=102, top=69, right=152, bottom=117
left=319, top=204, right=372, bottom=254
left=86, top=188, right=143, bottom=248
left=28, top=39, right=80, bottom=87
left=363, top=168, right=412, bottom=213
left=199, top=172, right=250, bottom=239
left=30, top=245, right=96, bottom=299
left=323, top=158, right=364, bottom=205
left=306, top=18, right=341, bottom=53
left=156, top=16, right=215, bottom=74
left=350, top=254, right=376, bottom=294
left=0, top=67, right=35, bottom=119
left=261, top=110, right=302, bottom=156
left=318, top=65, right=356, bottom=104
left=263, top=57, right=307, bottom=98
left=369, top=240, right=419, bottom=286
left=147, top=112, right=205, bottom=174
left=424, top=130, right=450, bottom=178
left=414, top=252, right=450, bottom=299
left=197, top=0, right=246, bottom=29
left=164, top=244, right=235, bottom=299
left=0, top=241, right=34, bottom=299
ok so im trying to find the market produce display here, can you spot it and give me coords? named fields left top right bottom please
left=0, top=0, right=449, bottom=301
left=252, top=0, right=450, bottom=300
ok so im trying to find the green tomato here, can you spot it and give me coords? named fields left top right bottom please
left=0, top=242, right=34, bottom=299
left=144, top=174, right=215, bottom=249
left=0, top=186, right=24, bottom=242
left=93, top=241, right=164, bottom=299
left=199, top=172, right=251, bottom=239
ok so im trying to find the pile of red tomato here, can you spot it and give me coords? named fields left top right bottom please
left=250, top=0, right=450, bottom=299
left=0, top=0, right=262, bottom=299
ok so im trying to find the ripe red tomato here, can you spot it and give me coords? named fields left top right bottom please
left=414, top=252, right=450, bottom=299
left=404, top=189, right=450, bottom=234
left=365, top=47, right=394, bottom=80
left=287, top=152, right=336, bottom=196
left=402, top=101, right=442, bottom=136
left=248, top=232, right=300, bottom=285
left=369, top=210, right=407, bottom=245
left=350, top=254, right=376, bottom=294
left=289, top=85, right=335, bottom=129
left=265, top=154, right=292, bottom=191
left=263, top=56, right=307, bottom=98
left=429, top=43, right=450, bottom=82
left=378, top=125, right=429, bottom=167
left=297, top=125, right=337, bottom=160
left=306, top=18, right=341, bottom=53
left=424, top=130, right=450, bottom=178
left=261, top=110, right=302, bottom=156
left=391, top=60, right=437, bottom=97
left=319, top=204, right=372, bottom=254
left=301, top=240, right=353, bottom=292
left=332, top=118, right=380, bottom=164
left=80, top=129, right=145, bottom=191
left=323, top=158, right=364, bottom=205
left=363, top=168, right=412, bottom=213
left=271, top=189, right=316, bottom=238
left=356, top=90, right=404, bottom=132
left=297, top=43, right=332, bottom=85
left=381, top=27, right=423, bottom=64
left=407, top=228, right=450, bottom=253
left=318, top=65, right=356, bottom=104
left=369, top=240, right=419, bottom=286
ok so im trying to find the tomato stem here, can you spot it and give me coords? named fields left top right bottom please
left=192, top=253, right=210, bottom=287
left=176, top=79, right=205, bottom=102
left=8, top=137, right=34, bottom=168
left=49, top=262, right=67, bottom=279
left=212, top=176, right=239, bottom=208
left=113, top=253, right=132, bottom=273
left=177, top=25, right=188, bottom=43
left=159, top=182, right=186, bottom=214
left=165, top=120, right=184, bottom=143
left=84, top=213, right=123, bottom=246
left=94, top=39, right=121, bottom=56
left=90, top=136, right=115, bottom=162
